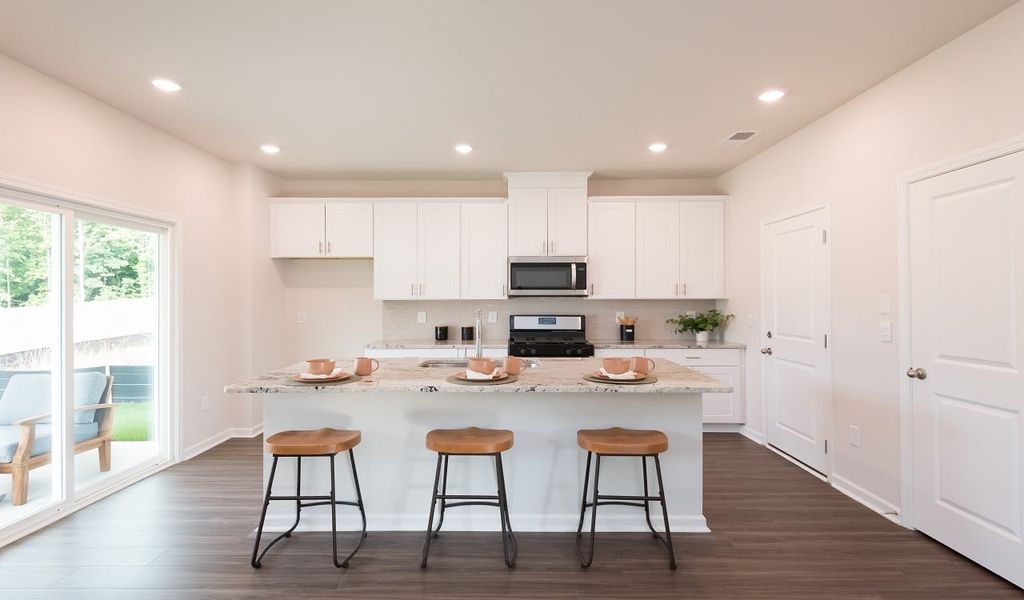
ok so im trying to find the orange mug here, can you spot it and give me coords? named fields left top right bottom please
left=602, top=357, right=631, bottom=375
left=306, top=358, right=336, bottom=375
left=468, top=357, right=497, bottom=375
left=631, top=357, right=656, bottom=375
left=504, top=356, right=524, bottom=375
left=353, top=357, right=380, bottom=376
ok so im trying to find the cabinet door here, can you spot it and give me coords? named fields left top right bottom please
left=325, top=201, right=373, bottom=257
left=270, top=201, right=325, bottom=258
left=373, top=203, right=418, bottom=299
left=587, top=201, right=635, bottom=298
left=680, top=202, right=724, bottom=298
left=635, top=201, right=680, bottom=298
left=508, top=188, right=548, bottom=256
left=418, top=203, right=461, bottom=299
left=547, top=187, right=588, bottom=256
left=692, top=365, right=743, bottom=423
left=461, top=202, right=508, bottom=299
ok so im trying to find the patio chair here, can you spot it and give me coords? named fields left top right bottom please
left=0, top=372, right=115, bottom=506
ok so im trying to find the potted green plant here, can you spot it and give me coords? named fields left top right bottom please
left=666, top=309, right=735, bottom=344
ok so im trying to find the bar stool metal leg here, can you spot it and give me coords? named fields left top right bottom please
left=642, top=456, right=659, bottom=538
left=575, top=451, right=592, bottom=536
left=575, top=453, right=601, bottom=568
left=251, top=456, right=279, bottom=568
left=654, top=455, right=678, bottom=570
left=495, top=452, right=518, bottom=568
left=420, top=453, right=444, bottom=568
left=432, top=454, right=449, bottom=538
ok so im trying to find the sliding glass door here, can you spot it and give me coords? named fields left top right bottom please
left=0, top=191, right=172, bottom=536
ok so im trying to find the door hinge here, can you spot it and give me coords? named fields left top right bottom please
left=825, top=439, right=829, bottom=454
left=822, top=230, right=827, bottom=244
left=824, top=333, right=828, bottom=349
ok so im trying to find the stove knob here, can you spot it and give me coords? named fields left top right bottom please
left=529, top=348, right=537, bottom=356
left=565, top=348, right=573, bottom=356
left=577, top=348, right=585, bottom=356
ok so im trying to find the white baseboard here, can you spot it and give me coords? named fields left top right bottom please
left=702, top=423, right=743, bottom=433
left=739, top=425, right=765, bottom=444
left=830, top=473, right=901, bottom=525
left=261, top=512, right=710, bottom=534
left=181, top=423, right=264, bottom=461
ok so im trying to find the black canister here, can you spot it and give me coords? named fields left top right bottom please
left=461, top=326, right=475, bottom=341
left=619, top=324, right=636, bottom=342
left=434, top=326, right=449, bottom=341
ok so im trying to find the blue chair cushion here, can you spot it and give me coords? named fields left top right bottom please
left=0, top=422, right=101, bottom=464
left=0, top=372, right=108, bottom=425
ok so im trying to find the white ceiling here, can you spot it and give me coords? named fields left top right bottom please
left=0, top=0, right=1016, bottom=180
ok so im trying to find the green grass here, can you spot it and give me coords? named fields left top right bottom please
left=111, top=402, right=152, bottom=441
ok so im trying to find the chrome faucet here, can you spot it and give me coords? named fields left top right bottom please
left=474, top=309, right=483, bottom=358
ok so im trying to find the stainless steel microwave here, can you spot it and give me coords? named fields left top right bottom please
left=508, top=257, right=588, bottom=297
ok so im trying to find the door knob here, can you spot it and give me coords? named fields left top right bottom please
left=906, top=367, right=927, bottom=380
left=760, top=348, right=773, bottom=355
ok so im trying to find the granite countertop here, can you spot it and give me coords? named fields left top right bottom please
left=365, top=339, right=746, bottom=350
left=225, top=357, right=731, bottom=395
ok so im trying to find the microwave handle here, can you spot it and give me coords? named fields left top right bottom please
left=570, top=263, right=577, bottom=290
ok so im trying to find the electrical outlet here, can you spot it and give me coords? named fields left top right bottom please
left=879, top=319, right=892, bottom=342
left=615, top=311, right=625, bottom=321
left=686, top=310, right=696, bottom=318
left=417, top=311, right=427, bottom=324
left=297, top=311, right=307, bottom=324
left=747, top=314, right=753, bottom=328
left=879, top=294, right=891, bottom=315
left=488, top=311, right=497, bottom=323
left=848, top=425, right=862, bottom=448
left=201, top=395, right=210, bottom=412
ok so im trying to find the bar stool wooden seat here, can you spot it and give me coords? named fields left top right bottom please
left=251, top=428, right=367, bottom=569
left=575, top=427, right=677, bottom=570
left=420, top=427, right=517, bottom=569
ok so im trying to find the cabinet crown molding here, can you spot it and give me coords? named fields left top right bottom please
left=503, top=171, right=593, bottom=188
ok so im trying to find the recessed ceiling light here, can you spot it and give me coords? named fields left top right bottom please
left=454, top=144, right=473, bottom=154
left=260, top=144, right=281, bottom=155
left=648, top=142, right=668, bottom=153
left=151, top=78, right=181, bottom=93
left=758, top=89, right=786, bottom=103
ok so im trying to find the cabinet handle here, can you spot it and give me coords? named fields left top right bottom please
left=326, top=240, right=331, bottom=254
left=589, top=283, right=594, bottom=295
left=419, top=283, right=424, bottom=296
left=411, top=283, right=415, bottom=297
left=542, top=240, right=547, bottom=254
left=683, top=283, right=687, bottom=295
left=318, top=241, right=323, bottom=255
left=502, top=283, right=507, bottom=296
left=674, top=283, right=679, bottom=295
left=550, top=240, right=555, bottom=254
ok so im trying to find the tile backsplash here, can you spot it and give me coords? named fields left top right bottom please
left=382, top=298, right=720, bottom=342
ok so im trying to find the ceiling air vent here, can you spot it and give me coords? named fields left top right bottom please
left=716, top=130, right=759, bottom=148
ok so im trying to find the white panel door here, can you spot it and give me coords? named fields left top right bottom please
left=587, top=201, right=636, bottom=298
left=635, top=201, right=680, bottom=298
left=418, top=203, right=461, bottom=299
left=908, top=150, right=1024, bottom=588
left=461, top=201, right=508, bottom=299
left=762, top=207, right=831, bottom=474
left=547, top=187, right=588, bottom=256
left=325, top=200, right=373, bottom=257
left=270, top=201, right=325, bottom=258
left=373, top=202, right=418, bottom=299
left=508, top=188, right=548, bottom=256
left=680, top=202, right=724, bottom=298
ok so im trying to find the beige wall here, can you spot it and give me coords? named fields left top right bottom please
left=0, top=52, right=261, bottom=454
left=716, top=1, right=1024, bottom=510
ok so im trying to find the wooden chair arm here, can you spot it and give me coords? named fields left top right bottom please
left=11, top=403, right=116, bottom=426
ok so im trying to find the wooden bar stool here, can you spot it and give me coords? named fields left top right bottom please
left=575, top=427, right=677, bottom=570
left=420, top=427, right=517, bottom=568
left=251, top=428, right=367, bottom=569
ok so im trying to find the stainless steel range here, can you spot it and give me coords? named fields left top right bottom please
left=507, top=314, right=595, bottom=357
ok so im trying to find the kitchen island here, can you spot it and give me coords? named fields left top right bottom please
left=225, top=357, right=729, bottom=534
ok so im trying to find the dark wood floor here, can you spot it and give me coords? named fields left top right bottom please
left=0, top=434, right=1017, bottom=599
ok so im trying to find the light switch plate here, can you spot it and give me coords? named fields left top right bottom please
left=686, top=310, right=696, bottom=318
left=879, top=319, right=892, bottom=342
left=879, top=294, right=891, bottom=315
left=848, top=425, right=862, bottom=448
left=488, top=311, right=497, bottom=323
left=297, top=311, right=307, bottom=324
left=201, top=395, right=210, bottom=412
left=417, top=311, right=427, bottom=324
left=615, top=311, right=625, bottom=321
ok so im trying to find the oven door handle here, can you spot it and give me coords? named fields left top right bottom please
left=570, top=263, right=577, bottom=290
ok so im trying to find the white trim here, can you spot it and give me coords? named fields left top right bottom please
left=262, top=513, right=710, bottom=534
left=759, top=201, right=834, bottom=477
left=739, top=425, right=766, bottom=444
left=181, top=425, right=264, bottom=462
left=767, top=444, right=827, bottom=481
left=830, top=473, right=901, bottom=525
left=895, top=135, right=1024, bottom=533
left=702, top=423, right=744, bottom=434
left=503, top=171, right=593, bottom=188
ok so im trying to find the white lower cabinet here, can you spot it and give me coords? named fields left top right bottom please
left=643, top=348, right=744, bottom=424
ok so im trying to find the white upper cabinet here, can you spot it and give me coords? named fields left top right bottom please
left=505, top=172, right=591, bottom=257
left=461, top=201, right=508, bottom=299
left=417, top=203, right=461, bottom=299
left=547, top=187, right=588, bottom=256
left=680, top=202, right=724, bottom=298
left=587, top=201, right=636, bottom=299
left=508, top=188, right=548, bottom=256
left=634, top=196, right=726, bottom=299
left=373, top=202, right=419, bottom=299
left=325, top=201, right=373, bottom=257
left=271, top=198, right=373, bottom=258
left=270, top=201, right=327, bottom=258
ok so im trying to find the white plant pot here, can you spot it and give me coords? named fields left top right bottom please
left=695, top=331, right=710, bottom=344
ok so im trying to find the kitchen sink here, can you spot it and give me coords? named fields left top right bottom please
left=418, top=359, right=543, bottom=369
